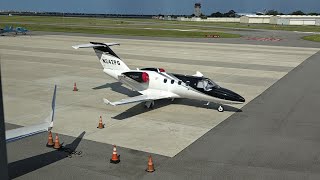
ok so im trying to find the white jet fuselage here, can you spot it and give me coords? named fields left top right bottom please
left=104, top=69, right=244, bottom=105
left=73, top=42, right=245, bottom=111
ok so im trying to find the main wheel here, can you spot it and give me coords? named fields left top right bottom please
left=218, top=105, right=224, bottom=112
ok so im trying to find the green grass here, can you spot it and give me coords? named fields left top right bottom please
left=0, top=15, right=241, bottom=38
left=122, top=18, right=320, bottom=32
left=0, top=16, right=129, bottom=25
left=302, top=34, right=320, bottom=42
left=1, top=16, right=320, bottom=33
left=0, top=23, right=240, bottom=38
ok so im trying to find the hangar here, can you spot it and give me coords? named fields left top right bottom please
left=270, top=15, right=320, bottom=26
left=240, top=15, right=272, bottom=24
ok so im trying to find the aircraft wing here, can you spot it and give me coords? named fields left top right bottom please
left=5, top=85, right=57, bottom=143
left=103, top=91, right=176, bottom=106
left=117, top=74, right=145, bottom=92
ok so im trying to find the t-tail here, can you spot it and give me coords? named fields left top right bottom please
left=72, top=42, right=130, bottom=80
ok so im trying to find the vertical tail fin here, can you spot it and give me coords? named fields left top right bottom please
left=72, top=42, right=130, bottom=72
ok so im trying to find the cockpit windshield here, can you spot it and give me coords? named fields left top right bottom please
left=197, top=79, right=219, bottom=91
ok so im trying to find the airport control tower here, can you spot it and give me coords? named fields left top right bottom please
left=194, top=3, right=201, bottom=17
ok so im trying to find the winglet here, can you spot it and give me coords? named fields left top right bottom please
left=5, top=85, right=58, bottom=143
left=103, top=98, right=116, bottom=106
left=46, top=85, right=57, bottom=130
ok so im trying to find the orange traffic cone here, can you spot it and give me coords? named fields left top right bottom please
left=46, top=131, right=54, bottom=147
left=110, top=145, right=120, bottom=164
left=73, top=82, right=78, bottom=91
left=97, top=116, right=104, bottom=129
left=146, top=155, right=155, bottom=172
left=53, top=133, right=61, bottom=149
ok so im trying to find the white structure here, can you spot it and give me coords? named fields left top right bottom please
left=270, top=15, right=320, bottom=26
left=240, top=15, right=272, bottom=24
left=194, top=3, right=201, bottom=17
left=177, top=17, right=240, bottom=22
left=164, top=16, right=172, bottom=21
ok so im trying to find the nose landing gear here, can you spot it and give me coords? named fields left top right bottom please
left=218, top=105, right=224, bottom=112
left=145, top=101, right=155, bottom=109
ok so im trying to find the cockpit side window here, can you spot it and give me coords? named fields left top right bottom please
left=196, top=81, right=204, bottom=88
left=197, top=79, right=219, bottom=91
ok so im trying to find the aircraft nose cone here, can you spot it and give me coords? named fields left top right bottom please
left=229, top=90, right=245, bottom=103
left=238, top=95, right=245, bottom=103
left=213, top=87, right=245, bottom=103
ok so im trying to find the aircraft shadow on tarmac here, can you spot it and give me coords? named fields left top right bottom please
left=113, top=99, right=242, bottom=120
left=8, top=131, right=86, bottom=179
left=93, top=82, right=140, bottom=97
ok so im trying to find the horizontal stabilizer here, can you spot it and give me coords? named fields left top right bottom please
left=72, top=42, right=120, bottom=49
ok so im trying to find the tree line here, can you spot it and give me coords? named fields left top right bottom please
left=264, top=10, right=319, bottom=15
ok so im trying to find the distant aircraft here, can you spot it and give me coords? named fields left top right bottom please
left=0, top=26, right=29, bottom=36
left=14, top=27, right=28, bottom=35
left=73, top=42, right=245, bottom=112
left=257, top=9, right=267, bottom=15
left=5, top=85, right=57, bottom=143
left=0, top=26, right=15, bottom=35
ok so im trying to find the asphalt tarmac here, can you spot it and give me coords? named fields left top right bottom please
left=34, top=29, right=320, bottom=48
left=2, top=29, right=320, bottom=179
left=144, top=51, right=320, bottom=180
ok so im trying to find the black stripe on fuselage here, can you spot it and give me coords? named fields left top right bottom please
left=171, top=73, right=245, bottom=103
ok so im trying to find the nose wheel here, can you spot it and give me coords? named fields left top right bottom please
left=145, top=101, right=155, bottom=109
left=218, top=105, right=224, bottom=112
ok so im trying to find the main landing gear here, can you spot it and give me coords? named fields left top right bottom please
left=218, top=105, right=224, bottom=112
left=145, top=101, right=155, bottom=109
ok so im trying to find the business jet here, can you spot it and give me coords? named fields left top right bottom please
left=73, top=42, right=245, bottom=112
left=15, top=27, right=29, bottom=35
left=5, top=85, right=56, bottom=143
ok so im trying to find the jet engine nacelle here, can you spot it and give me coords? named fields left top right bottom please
left=123, top=71, right=149, bottom=83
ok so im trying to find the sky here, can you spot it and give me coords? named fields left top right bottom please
left=1, top=0, right=320, bottom=15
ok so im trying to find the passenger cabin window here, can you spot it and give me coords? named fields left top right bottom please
left=164, top=79, right=167, bottom=83
left=178, top=81, right=182, bottom=85
left=171, top=80, right=174, bottom=84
